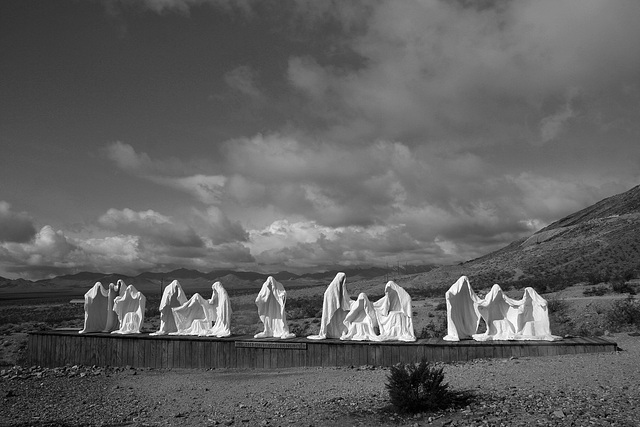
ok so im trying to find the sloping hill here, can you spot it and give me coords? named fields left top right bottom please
left=417, top=185, right=640, bottom=291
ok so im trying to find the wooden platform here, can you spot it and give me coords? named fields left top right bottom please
left=27, top=330, right=617, bottom=369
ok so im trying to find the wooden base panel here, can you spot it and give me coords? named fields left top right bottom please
left=27, top=330, right=617, bottom=369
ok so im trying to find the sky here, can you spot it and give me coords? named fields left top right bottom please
left=1, top=0, right=640, bottom=280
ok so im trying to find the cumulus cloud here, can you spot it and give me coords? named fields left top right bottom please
left=98, top=208, right=204, bottom=247
left=0, top=202, right=37, bottom=243
left=0, top=205, right=254, bottom=279
left=0, top=225, right=84, bottom=278
left=105, top=141, right=226, bottom=204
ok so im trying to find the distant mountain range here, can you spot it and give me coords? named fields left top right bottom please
left=0, top=265, right=437, bottom=297
left=413, top=184, right=640, bottom=291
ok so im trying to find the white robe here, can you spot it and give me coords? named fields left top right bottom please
left=254, top=276, right=295, bottom=339
left=472, top=285, right=562, bottom=341
left=373, top=281, right=416, bottom=342
left=206, top=281, right=233, bottom=337
left=443, top=276, right=482, bottom=341
left=308, top=272, right=353, bottom=340
left=79, top=282, right=109, bottom=334
left=171, top=293, right=215, bottom=336
left=103, top=280, right=125, bottom=333
left=497, top=287, right=560, bottom=341
left=341, top=293, right=379, bottom=341
left=150, top=280, right=188, bottom=336
left=111, top=284, right=146, bottom=334
left=472, top=284, right=515, bottom=341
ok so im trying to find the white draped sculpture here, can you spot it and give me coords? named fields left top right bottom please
left=111, top=284, right=146, bottom=334
left=151, top=279, right=188, bottom=336
left=308, top=272, right=353, bottom=340
left=443, top=276, right=482, bottom=341
left=444, top=276, right=561, bottom=342
left=373, top=281, right=416, bottom=342
left=171, top=293, right=215, bottom=336
left=341, top=293, right=379, bottom=341
left=254, top=276, right=295, bottom=339
left=104, top=280, right=126, bottom=332
left=80, top=282, right=110, bottom=334
left=80, top=280, right=126, bottom=334
left=207, top=281, right=232, bottom=337
left=167, top=281, right=233, bottom=337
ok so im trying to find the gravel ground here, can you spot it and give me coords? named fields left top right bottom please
left=1, top=333, right=639, bottom=427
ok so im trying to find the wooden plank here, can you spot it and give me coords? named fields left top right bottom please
left=168, top=338, right=176, bottom=368
left=194, top=340, right=203, bottom=369
left=54, top=334, right=63, bottom=366
left=51, top=334, right=61, bottom=366
left=381, top=345, right=392, bottom=367
left=255, top=347, right=264, bottom=369
left=182, top=339, right=191, bottom=368
left=327, top=344, right=336, bottom=367
left=306, top=342, right=318, bottom=367
left=145, top=338, right=153, bottom=368
left=235, top=346, right=246, bottom=368
left=210, top=340, right=219, bottom=368
left=315, top=344, right=325, bottom=367
left=92, top=336, right=102, bottom=366
left=220, top=340, right=229, bottom=368
left=336, top=343, right=345, bottom=367
left=40, top=334, right=46, bottom=366
left=362, top=343, right=370, bottom=366
left=175, top=339, right=183, bottom=368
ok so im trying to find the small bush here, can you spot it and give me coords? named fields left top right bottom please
left=386, top=360, right=472, bottom=413
left=611, top=280, right=636, bottom=295
left=583, top=286, right=608, bottom=297
left=418, top=318, right=447, bottom=339
left=606, top=296, right=640, bottom=331
left=434, top=300, right=447, bottom=311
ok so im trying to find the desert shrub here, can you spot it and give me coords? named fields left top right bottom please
left=583, top=286, right=608, bottom=297
left=288, top=321, right=315, bottom=337
left=418, top=318, right=447, bottom=339
left=547, top=298, right=573, bottom=337
left=386, top=360, right=472, bottom=413
left=434, top=300, right=447, bottom=311
left=605, top=296, right=640, bottom=331
left=611, top=280, right=636, bottom=295
left=285, top=296, right=324, bottom=320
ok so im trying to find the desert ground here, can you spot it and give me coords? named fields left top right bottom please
left=1, top=280, right=639, bottom=426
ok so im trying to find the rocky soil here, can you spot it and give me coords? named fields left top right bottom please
left=1, top=333, right=639, bottom=427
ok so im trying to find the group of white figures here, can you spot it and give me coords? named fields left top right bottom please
left=80, top=272, right=560, bottom=342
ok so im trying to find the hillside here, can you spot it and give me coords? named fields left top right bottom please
left=415, top=184, right=640, bottom=291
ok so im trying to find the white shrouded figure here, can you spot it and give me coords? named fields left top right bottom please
left=254, top=276, right=295, bottom=339
left=206, top=281, right=233, bottom=337
left=474, top=286, right=561, bottom=341
left=373, top=281, right=416, bottom=342
left=341, top=292, right=379, bottom=341
left=472, top=284, right=514, bottom=341
left=171, top=293, right=215, bottom=336
left=111, top=284, right=146, bottom=334
left=506, top=287, right=559, bottom=340
left=150, top=280, right=188, bottom=336
left=103, top=280, right=126, bottom=332
left=443, top=276, right=482, bottom=341
left=80, top=282, right=109, bottom=334
left=308, top=272, right=353, bottom=340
